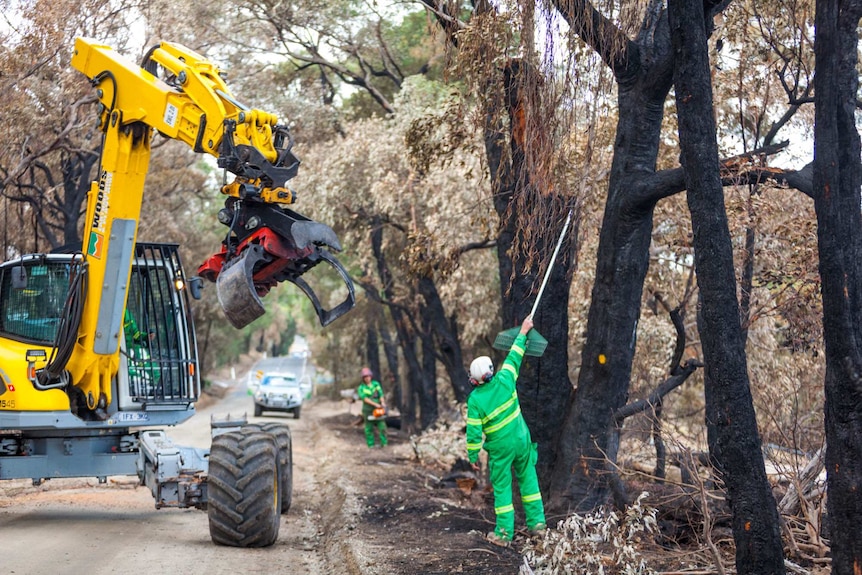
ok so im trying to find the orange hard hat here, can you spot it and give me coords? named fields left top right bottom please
left=361, top=367, right=373, bottom=378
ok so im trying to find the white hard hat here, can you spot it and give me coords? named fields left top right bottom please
left=469, top=356, right=494, bottom=384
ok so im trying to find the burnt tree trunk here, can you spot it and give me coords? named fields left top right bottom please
left=365, top=323, right=382, bottom=381
left=370, top=217, right=418, bottom=433
left=544, top=0, right=748, bottom=516
left=812, top=1, right=862, bottom=572
left=669, top=1, right=785, bottom=573
left=492, top=61, right=575, bottom=484
left=379, top=324, right=401, bottom=410
left=547, top=1, right=674, bottom=512
left=417, top=275, right=470, bottom=402
left=418, top=317, right=439, bottom=429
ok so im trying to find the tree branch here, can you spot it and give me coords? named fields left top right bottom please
left=613, top=359, right=702, bottom=425
left=344, top=203, right=407, bottom=234
left=451, top=239, right=496, bottom=256
left=614, top=288, right=702, bottom=425
left=418, top=0, right=467, bottom=47
left=551, top=0, right=635, bottom=76
left=650, top=291, right=687, bottom=375
left=631, top=140, right=817, bottom=206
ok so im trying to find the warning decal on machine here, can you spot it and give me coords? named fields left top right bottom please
left=164, top=103, right=178, bottom=128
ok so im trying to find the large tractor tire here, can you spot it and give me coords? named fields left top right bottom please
left=244, top=422, right=293, bottom=513
left=207, top=429, right=281, bottom=547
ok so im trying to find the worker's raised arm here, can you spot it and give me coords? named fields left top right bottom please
left=497, top=316, right=531, bottom=388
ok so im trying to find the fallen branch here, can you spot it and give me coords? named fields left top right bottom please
left=778, top=445, right=825, bottom=516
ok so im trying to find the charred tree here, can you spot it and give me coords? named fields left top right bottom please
left=365, top=322, right=382, bottom=381
left=422, top=0, right=577, bottom=482
left=669, top=0, right=785, bottom=572
left=812, top=1, right=862, bottom=572
left=547, top=0, right=679, bottom=511
left=417, top=275, right=470, bottom=403
left=494, top=60, right=575, bottom=483
left=418, top=316, right=439, bottom=429
left=379, top=323, right=401, bottom=410
left=2, top=146, right=98, bottom=251
left=369, top=216, right=418, bottom=433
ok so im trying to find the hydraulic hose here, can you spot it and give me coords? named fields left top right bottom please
left=35, top=258, right=88, bottom=390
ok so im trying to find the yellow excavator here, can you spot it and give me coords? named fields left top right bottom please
left=0, top=38, right=354, bottom=547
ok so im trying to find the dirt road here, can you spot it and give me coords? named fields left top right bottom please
left=0, top=383, right=523, bottom=575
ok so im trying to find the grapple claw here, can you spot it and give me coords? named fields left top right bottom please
left=287, top=249, right=356, bottom=327
left=216, top=244, right=268, bottom=329
left=202, top=201, right=356, bottom=329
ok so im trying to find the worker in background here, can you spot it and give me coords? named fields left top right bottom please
left=123, top=307, right=157, bottom=386
left=357, top=367, right=388, bottom=448
left=123, top=308, right=151, bottom=347
left=466, top=315, right=546, bottom=547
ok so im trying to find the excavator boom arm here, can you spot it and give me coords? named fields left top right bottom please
left=74, top=39, right=251, bottom=160
left=64, top=38, right=354, bottom=414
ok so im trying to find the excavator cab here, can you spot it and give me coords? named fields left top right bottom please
left=0, top=243, right=199, bottom=423
left=0, top=255, right=75, bottom=346
left=120, top=243, right=199, bottom=406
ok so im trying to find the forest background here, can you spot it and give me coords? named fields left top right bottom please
left=1, top=0, right=860, bottom=573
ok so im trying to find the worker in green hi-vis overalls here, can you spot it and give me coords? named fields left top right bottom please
left=466, top=315, right=546, bottom=547
left=357, top=367, right=388, bottom=448
left=123, top=308, right=159, bottom=386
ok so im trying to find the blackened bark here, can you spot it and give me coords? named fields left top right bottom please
left=417, top=275, right=470, bottom=402
left=546, top=3, right=673, bottom=512
left=365, top=324, right=382, bottom=381
left=399, top=351, right=417, bottom=434
left=370, top=217, right=418, bottom=433
left=651, top=404, right=665, bottom=479
left=418, top=322, right=439, bottom=429
left=380, top=325, right=401, bottom=409
left=669, top=1, right=784, bottom=573
left=812, top=2, right=862, bottom=572
left=491, top=61, right=576, bottom=485
left=699, top=298, right=724, bottom=479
